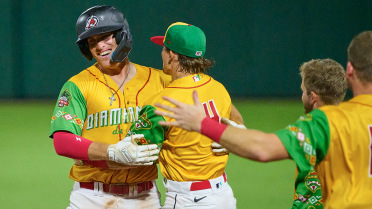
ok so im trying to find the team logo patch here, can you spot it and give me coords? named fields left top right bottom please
left=133, top=113, right=152, bottom=130
left=85, top=16, right=99, bottom=30
left=195, top=51, right=202, bottom=56
left=305, top=171, right=321, bottom=193
left=58, top=89, right=72, bottom=108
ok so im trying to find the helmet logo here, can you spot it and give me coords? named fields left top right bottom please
left=85, top=16, right=99, bottom=30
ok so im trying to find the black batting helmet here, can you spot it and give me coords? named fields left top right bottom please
left=75, top=5, right=132, bottom=62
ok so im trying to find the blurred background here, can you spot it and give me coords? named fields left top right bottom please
left=0, top=0, right=371, bottom=208
left=2, top=0, right=371, bottom=99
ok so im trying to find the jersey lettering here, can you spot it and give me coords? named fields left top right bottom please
left=86, top=114, right=94, bottom=130
left=369, top=125, right=372, bottom=177
left=86, top=106, right=143, bottom=130
left=110, top=108, right=121, bottom=125
left=128, top=107, right=135, bottom=122
left=100, top=110, right=108, bottom=127
left=202, top=100, right=220, bottom=122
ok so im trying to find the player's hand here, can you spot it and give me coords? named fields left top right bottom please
left=221, top=117, right=247, bottom=129
left=107, top=134, right=159, bottom=166
left=212, top=117, right=247, bottom=155
left=211, top=142, right=229, bottom=155
left=154, top=90, right=205, bottom=132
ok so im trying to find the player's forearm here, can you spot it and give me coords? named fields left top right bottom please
left=200, top=118, right=289, bottom=162
left=53, top=131, right=109, bottom=161
left=87, top=141, right=110, bottom=160
left=230, top=103, right=244, bottom=124
left=220, top=127, right=288, bottom=162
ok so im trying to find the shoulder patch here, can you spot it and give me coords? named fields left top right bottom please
left=58, top=89, right=72, bottom=108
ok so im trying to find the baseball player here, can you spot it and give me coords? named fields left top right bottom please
left=49, top=5, right=171, bottom=209
left=293, top=59, right=347, bottom=208
left=154, top=31, right=372, bottom=208
left=126, top=22, right=238, bottom=209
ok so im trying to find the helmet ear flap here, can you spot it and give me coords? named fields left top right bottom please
left=114, top=29, right=124, bottom=45
left=77, top=40, right=93, bottom=61
left=111, top=28, right=133, bottom=62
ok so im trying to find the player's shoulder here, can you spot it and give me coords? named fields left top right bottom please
left=204, top=74, right=229, bottom=94
left=68, top=64, right=100, bottom=84
left=132, top=62, right=172, bottom=86
left=319, top=102, right=352, bottom=119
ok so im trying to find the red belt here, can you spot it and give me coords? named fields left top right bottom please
left=190, top=172, right=227, bottom=191
left=79, top=181, right=153, bottom=196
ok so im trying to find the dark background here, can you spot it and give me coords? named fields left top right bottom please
left=1, top=0, right=371, bottom=99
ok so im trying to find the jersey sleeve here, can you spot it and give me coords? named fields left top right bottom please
left=275, top=109, right=330, bottom=171
left=127, top=105, right=168, bottom=149
left=49, top=81, right=87, bottom=138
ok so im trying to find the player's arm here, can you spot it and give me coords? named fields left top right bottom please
left=52, top=131, right=159, bottom=166
left=154, top=90, right=289, bottom=162
left=230, top=103, right=244, bottom=125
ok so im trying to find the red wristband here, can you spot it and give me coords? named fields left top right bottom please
left=201, top=117, right=227, bottom=143
left=53, top=131, right=93, bottom=160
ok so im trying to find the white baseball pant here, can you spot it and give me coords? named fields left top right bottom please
left=162, top=173, right=236, bottom=209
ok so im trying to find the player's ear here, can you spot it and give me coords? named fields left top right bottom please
left=310, top=91, right=319, bottom=105
left=169, top=50, right=178, bottom=61
left=346, top=61, right=355, bottom=78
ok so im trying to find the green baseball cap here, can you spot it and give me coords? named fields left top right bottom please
left=151, top=22, right=206, bottom=58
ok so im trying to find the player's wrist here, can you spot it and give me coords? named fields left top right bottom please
left=201, top=117, right=228, bottom=143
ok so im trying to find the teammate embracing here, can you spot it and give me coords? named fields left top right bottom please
left=154, top=31, right=372, bottom=208
left=126, top=22, right=239, bottom=209
left=294, top=59, right=347, bottom=208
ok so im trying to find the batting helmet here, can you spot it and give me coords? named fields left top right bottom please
left=75, top=5, right=133, bottom=62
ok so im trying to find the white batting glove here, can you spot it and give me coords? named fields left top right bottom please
left=107, top=134, right=159, bottom=166
left=212, top=117, right=247, bottom=155
left=220, top=117, right=247, bottom=129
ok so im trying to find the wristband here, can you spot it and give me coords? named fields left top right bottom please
left=201, top=117, right=227, bottom=143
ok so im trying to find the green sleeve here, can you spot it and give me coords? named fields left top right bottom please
left=127, top=105, right=168, bottom=149
left=49, top=81, right=87, bottom=137
left=275, top=109, right=330, bottom=171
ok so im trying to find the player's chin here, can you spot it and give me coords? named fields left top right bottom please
left=96, top=56, right=113, bottom=67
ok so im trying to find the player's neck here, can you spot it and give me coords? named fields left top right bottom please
left=351, top=82, right=372, bottom=96
left=97, top=59, right=130, bottom=76
left=171, top=70, right=192, bottom=81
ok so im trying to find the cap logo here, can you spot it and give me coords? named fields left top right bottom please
left=85, top=16, right=99, bottom=30
left=195, top=51, right=202, bottom=56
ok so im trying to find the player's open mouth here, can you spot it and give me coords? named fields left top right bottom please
left=99, top=50, right=112, bottom=57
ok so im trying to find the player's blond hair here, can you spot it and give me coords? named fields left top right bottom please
left=300, top=59, right=347, bottom=105
left=348, top=31, right=372, bottom=84
left=165, top=47, right=215, bottom=74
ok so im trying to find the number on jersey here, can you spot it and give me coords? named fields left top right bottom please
left=202, top=100, right=220, bottom=122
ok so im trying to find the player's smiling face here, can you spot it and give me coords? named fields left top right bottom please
left=87, top=32, right=118, bottom=67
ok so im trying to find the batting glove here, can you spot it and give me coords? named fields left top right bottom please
left=212, top=117, right=247, bottom=155
left=107, top=134, right=159, bottom=166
